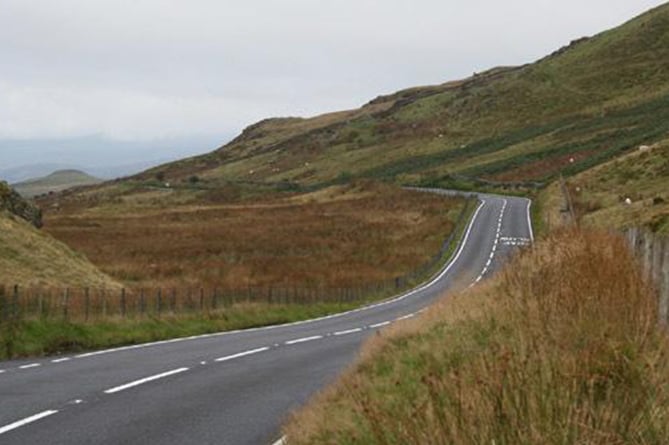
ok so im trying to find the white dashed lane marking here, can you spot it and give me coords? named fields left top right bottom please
left=285, top=336, right=323, bottom=345
left=18, top=363, right=40, bottom=370
left=0, top=410, right=59, bottom=436
left=104, top=367, right=190, bottom=395
left=333, top=328, right=363, bottom=336
left=370, top=321, right=391, bottom=328
left=215, top=347, right=270, bottom=363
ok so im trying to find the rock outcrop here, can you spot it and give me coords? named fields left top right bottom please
left=0, top=181, right=43, bottom=228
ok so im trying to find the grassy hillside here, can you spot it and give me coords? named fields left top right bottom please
left=0, top=211, right=120, bottom=288
left=99, top=3, right=669, bottom=195
left=13, top=169, right=102, bottom=198
left=284, top=229, right=669, bottom=444
left=541, top=138, right=669, bottom=233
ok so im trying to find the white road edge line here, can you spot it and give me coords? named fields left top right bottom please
left=215, top=347, right=270, bottom=363
left=333, top=328, right=363, bottom=336
left=272, top=436, right=287, bottom=445
left=0, top=410, right=59, bottom=435
left=370, top=321, right=391, bottom=328
left=19, top=363, right=40, bottom=370
left=285, top=335, right=323, bottom=345
left=526, top=198, right=535, bottom=243
left=104, top=367, right=190, bottom=394
left=396, top=313, right=416, bottom=321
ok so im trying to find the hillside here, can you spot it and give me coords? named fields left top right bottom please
left=541, top=137, right=669, bottom=233
left=12, top=169, right=103, bottom=198
left=0, top=182, right=119, bottom=288
left=102, top=3, right=669, bottom=196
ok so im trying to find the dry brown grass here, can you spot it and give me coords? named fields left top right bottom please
left=42, top=182, right=463, bottom=289
left=284, top=228, right=669, bottom=444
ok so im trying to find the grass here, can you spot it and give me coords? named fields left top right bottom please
left=541, top=138, right=669, bottom=233
left=42, top=182, right=464, bottom=289
left=283, top=228, right=669, bottom=444
left=0, top=302, right=359, bottom=360
left=0, top=211, right=120, bottom=288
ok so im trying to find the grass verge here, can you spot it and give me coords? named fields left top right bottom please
left=284, top=228, right=669, bottom=444
left=0, top=302, right=359, bottom=360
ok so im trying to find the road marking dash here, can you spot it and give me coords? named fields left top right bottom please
left=0, top=410, right=59, bottom=435
left=51, top=358, right=71, bottom=363
left=396, top=313, right=416, bottom=321
left=104, top=367, right=190, bottom=394
left=19, top=363, right=40, bottom=370
left=285, top=335, right=323, bottom=345
left=370, top=321, right=391, bottom=328
left=215, top=347, right=270, bottom=363
left=333, top=328, right=363, bottom=336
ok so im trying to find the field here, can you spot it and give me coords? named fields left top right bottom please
left=42, top=182, right=465, bottom=289
left=284, top=228, right=669, bottom=444
left=0, top=182, right=466, bottom=359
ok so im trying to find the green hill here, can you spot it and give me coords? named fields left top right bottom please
left=13, top=169, right=102, bottom=198
left=542, top=137, right=669, bottom=233
left=0, top=182, right=119, bottom=288
left=116, top=3, right=669, bottom=194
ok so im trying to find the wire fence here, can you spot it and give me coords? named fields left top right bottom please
left=624, top=227, right=669, bottom=325
left=1, top=198, right=478, bottom=324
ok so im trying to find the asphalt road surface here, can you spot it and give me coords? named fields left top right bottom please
left=0, top=192, right=533, bottom=445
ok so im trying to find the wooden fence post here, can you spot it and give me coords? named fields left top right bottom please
left=120, top=288, right=127, bottom=318
left=660, top=237, right=669, bottom=325
left=140, top=289, right=146, bottom=316
left=85, top=288, right=90, bottom=322
left=62, top=288, right=69, bottom=321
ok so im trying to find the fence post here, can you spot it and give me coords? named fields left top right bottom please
left=140, top=289, right=146, bottom=316
left=120, top=288, right=127, bottom=318
left=157, top=289, right=162, bottom=317
left=660, top=237, right=669, bottom=325
left=62, top=288, right=69, bottom=321
left=102, top=289, right=107, bottom=318
left=85, top=288, right=90, bottom=322
left=0, top=285, right=6, bottom=324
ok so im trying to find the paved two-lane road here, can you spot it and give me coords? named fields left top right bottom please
left=0, top=192, right=533, bottom=444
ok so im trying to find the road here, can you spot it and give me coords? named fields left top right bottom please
left=0, top=193, right=533, bottom=445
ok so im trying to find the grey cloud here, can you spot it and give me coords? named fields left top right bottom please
left=0, top=0, right=665, bottom=167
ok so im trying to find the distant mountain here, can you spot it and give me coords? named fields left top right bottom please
left=0, top=134, right=227, bottom=182
left=13, top=169, right=103, bottom=198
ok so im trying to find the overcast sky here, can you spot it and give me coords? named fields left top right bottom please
left=0, top=0, right=666, bottom=165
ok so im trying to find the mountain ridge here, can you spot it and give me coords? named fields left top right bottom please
left=112, top=2, right=669, bottom=195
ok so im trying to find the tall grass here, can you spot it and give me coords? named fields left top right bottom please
left=285, top=228, right=669, bottom=444
left=43, top=183, right=462, bottom=289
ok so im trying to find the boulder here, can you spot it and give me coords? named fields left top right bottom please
left=0, top=181, right=43, bottom=228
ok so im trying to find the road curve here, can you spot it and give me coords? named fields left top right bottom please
left=0, top=192, right=533, bottom=445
